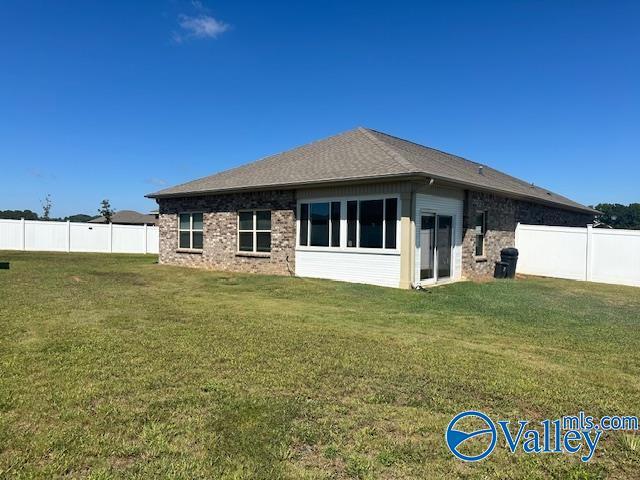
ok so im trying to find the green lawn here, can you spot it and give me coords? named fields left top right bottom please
left=0, top=251, right=639, bottom=479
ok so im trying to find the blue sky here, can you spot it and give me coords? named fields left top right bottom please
left=1, top=1, right=638, bottom=217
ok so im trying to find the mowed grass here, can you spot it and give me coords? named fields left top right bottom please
left=0, top=252, right=639, bottom=479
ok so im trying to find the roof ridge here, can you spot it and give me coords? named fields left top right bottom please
left=357, top=127, right=418, bottom=173
left=364, top=127, right=482, bottom=170
left=364, top=128, right=482, bottom=184
left=362, top=127, right=466, bottom=158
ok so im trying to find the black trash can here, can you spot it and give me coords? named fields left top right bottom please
left=500, top=248, right=519, bottom=279
left=494, top=261, right=508, bottom=279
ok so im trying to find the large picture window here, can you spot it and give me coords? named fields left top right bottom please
left=179, top=213, right=203, bottom=249
left=300, top=204, right=309, bottom=246
left=299, top=201, right=341, bottom=247
left=331, top=201, right=341, bottom=247
left=359, top=199, right=384, bottom=248
left=347, top=201, right=357, bottom=247
left=310, top=203, right=329, bottom=246
left=238, top=210, right=271, bottom=253
left=384, top=198, right=397, bottom=249
left=299, top=198, right=397, bottom=249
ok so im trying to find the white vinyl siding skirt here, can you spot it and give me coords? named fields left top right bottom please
left=295, top=249, right=401, bottom=288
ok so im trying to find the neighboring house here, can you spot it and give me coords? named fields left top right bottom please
left=89, top=210, right=157, bottom=226
left=147, top=128, right=596, bottom=288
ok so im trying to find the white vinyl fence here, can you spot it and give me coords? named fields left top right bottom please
left=515, top=224, right=640, bottom=287
left=0, top=219, right=159, bottom=254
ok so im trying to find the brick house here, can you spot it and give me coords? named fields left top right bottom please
left=147, top=128, right=596, bottom=288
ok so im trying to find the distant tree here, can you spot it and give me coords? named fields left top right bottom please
left=41, top=194, right=52, bottom=220
left=594, top=203, right=640, bottom=230
left=98, top=199, right=115, bottom=223
left=0, top=209, right=39, bottom=220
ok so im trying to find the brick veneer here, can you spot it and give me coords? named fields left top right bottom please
left=157, top=190, right=296, bottom=275
left=462, top=191, right=594, bottom=279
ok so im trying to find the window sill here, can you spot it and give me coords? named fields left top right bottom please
left=176, top=248, right=203, bottom=254
left=236, top=251, right=271, bottom=258
left=296, top=246, right=400, bottom=255
left=474, top=256, right=487, bottom=263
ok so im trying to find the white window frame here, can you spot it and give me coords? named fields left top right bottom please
left=475, top=210, right=487, bottom=257
left=296, top=195, right=401, bottom=254
left=178, top=212, right=203, bottom=250
left=237, top=209, right=272, bottom=253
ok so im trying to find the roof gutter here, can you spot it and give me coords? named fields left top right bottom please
left=145, top=173, right=423, bottom=199
left=417, top=174, right=601, bottom=215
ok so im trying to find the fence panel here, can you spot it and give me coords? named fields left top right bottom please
left=590, top=229, right=640, bottom=287
left=146, top=225, right=159, bottom=254
left=25, top=220, right=68, bottom=252
left=515, top=225, right=588, bottom=281
left=70, top=223, right=110, bottom=252
left=113, top=224, right=145, bottom=254
left=0, top=219, right=23, bottom=250
left=516, top=223, right=640, bottom=287
left=0, top=219, right=158, bottom=255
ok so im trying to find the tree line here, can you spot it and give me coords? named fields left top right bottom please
left=592, top=203, right=640, bottom=230
left=0, top=196, right=115, bottom=223
left=0, top=210, right=97, bottom=222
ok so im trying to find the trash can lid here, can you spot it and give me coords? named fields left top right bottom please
left=501, top=247, right=519, bottom=256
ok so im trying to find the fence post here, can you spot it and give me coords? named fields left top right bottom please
left=143, top=223, right=148, bottom=254
left=66, top=220, right=71, bottom=253
left=109, top=222, right=113, bottom=253
left=585, top=224, right=593, bottom=282
left=21, top=218, right=26, bottom=251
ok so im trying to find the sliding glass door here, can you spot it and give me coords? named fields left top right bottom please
left=420, top=214, right=436, bottom=281
left=420, top=213, right=453, bottom=283
left=437, top=216, right=452, bottom=280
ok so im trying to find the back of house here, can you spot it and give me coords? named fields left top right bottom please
left=146, top=127, right=596, bottom=288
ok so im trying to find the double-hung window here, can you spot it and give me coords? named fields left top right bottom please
left=179, top=213, right=203, bottom=249
left=475, top=211, right=487, bottom=256
left=238, top=210, right=271, bottom=253
left=299, top=197, right=398, bottom=249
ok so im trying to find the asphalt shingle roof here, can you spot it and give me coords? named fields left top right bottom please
left=147, top=127, right=597, bottom=214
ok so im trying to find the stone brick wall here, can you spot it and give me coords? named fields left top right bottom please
left=462, top=191, right=594, bottom=279
left=157, top=190, right=296, bottom=275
